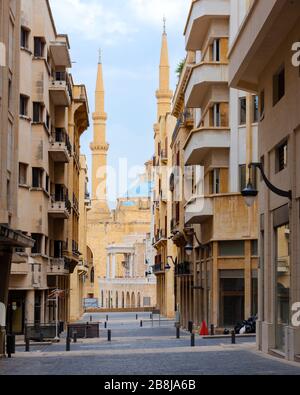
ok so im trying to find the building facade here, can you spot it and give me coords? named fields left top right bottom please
left=6, top=0, right=89, bottom=335
left=0, top=0, right=34, bottom=356
left=152, top=27, right=177, bottom=318
left=229, top=0, right=300, bottom=361
left=87, top=59, right=156, bottom=308
left=154, top=0, right=259, bottom=330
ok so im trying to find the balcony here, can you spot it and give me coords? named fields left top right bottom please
left=49, top=72, right=72, bottom=107
left=175, top=262, right=192, bottom=277
left=185, top=195, right=213, bottom=225
left=185, top=62, right=228, bottom=108
left=184, top=0, right=230, bottom=51
left=49, top=128, right=72, bottom=163
left=48, top=188, right=71, bottom=219
left=49, top=41, right=71, bottom=68
left=153, top=229, right=167, bottom=247
left=153, top=263, right=165, bottom=275
left=47, top=257, right=70, bottom=275
left=160, top=149, right=168, bottom=163
left=184, top=127, right=230, bottom=166
left=228, top=0, right=300, bottom=91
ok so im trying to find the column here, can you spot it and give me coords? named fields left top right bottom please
left=106, top=254, right=110, bottom=279
left=0, top=248, right=12, bottom=356
left=129, top=254, right=134, bottom=278
left=25, top=290, right=35, bottom=325
left=244, top=240, right=252, bottom=319
left=111, top=254, right=116, bottom=279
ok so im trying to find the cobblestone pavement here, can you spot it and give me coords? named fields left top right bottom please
left=0, top=312, right=300, bottom=375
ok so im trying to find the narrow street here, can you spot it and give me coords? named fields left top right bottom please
left=1, top=312, right=300, bottom=375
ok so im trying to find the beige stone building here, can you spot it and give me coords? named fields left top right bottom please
left=6, top=0, right=89, bottom=335
left=152, top=27, right=177, bottom=318
left=0, top=0, right=34, bottom=356
left=154, top=0, right=260, bottom=330
left=87, top=59, right=156, bottom=309
left=229, top=0, right=300, bottom=361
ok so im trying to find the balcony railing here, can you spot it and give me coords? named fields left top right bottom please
left=175, top=262, right=191, bottom=276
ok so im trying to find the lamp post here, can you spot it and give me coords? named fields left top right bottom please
left=242, top=162, right=292, bottom=207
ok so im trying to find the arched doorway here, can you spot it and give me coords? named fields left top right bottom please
left=126, top=292, right=130, bottom=308
left=131, top=292, right=136, bottom=308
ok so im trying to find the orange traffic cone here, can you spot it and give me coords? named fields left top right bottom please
left=199, top=320, right=209, bottom=336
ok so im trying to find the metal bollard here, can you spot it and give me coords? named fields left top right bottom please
left=176, top=327, right=180, bottom=339
left=25, top=337, right=30, bottom=352
left=66, top=337, right=71, bottom=351
left=188, top=321, right=193, bottom=334
left=104, top=322, right=107, bottom=329
left=136, top=314, right=138, bottom=320
left=6, top=334, right=15, bottom=358
left=210, top=324, right=215, bottom=336
left=191, top=333, right=195, bottom=347
left=107, top=330, right=111, bottom=342
left=140, top=320, right=143, bottom=328
left=150, top=313, right=153, bottom=320
left=106, top=315, right=108, bottom=321
left=90, top=315, right=93, bottom=322
left=231, top=330, right=236, bottom=344
left=73, top=331, right=77, bottom=343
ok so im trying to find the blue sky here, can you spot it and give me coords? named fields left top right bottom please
left=50, top=0, right=190, bottom=205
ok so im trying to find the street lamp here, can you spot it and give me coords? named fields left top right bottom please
left=184, top=243, right=193, bottom=257
left=242, top=162, right=292, bottom=207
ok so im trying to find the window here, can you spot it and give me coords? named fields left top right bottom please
left=34, top=37, right=45, bottom=57
left=32, top=168, right=43, bottom=188
left=252, top=95, right=259, bottom=123
left=260, top=90, right=265, bottom=119
left=19, top=163, right=28, bottom=185
left=210, top=168, right=220, bottom=194
left=251, top=240, right=258, bottom=256
left=212, top=39, right=220, bottom=62
left=90, top=267, right=95, bottom=284
left=31, top=234, right=43, bottom=254
left=239, top=97, right=246, bottom=125
left=219, top=241, right=245, bottom=257
left=20, top=27, right=29, bottom=49
left=54, top=240, right=64, bottom=258
left=20, top=94, right=28, bottom=116
left=32, top=102, right=43, bottom=123
left=45, top=174, right=49, bottom=193
left=211, top=103, right=221, bottom=127
left=239, top=164, right=246, bottom=192
left=273, top=65, right=285, bottom=106
left=276, top=141, right=288, bottom=173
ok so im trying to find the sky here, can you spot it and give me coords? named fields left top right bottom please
left=50, top=0, right=191, bottom=206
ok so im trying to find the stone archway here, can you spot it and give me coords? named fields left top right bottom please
left=126, top=292, right=130, bottom=308
left=131, top=292, right=136, bottom=308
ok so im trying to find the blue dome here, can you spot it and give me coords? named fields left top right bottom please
left=124, top=181, right=153, bottom=198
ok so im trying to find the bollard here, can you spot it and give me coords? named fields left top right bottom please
left=188, top=321, right=193, bottom=334
left=107, top=330, right=111, bottom=342
left=210, top=324, right=215, bottom=336
left=66, top=337, right=71, bottom=351
left=231, top=330, right=236, bottom=345
left=73, top=331, right=77, bottom=343
left=90, top=315, right=93, bottom=322
left=140, top=320, right=143, bottom=328
left=136, top=314, right=138, bottom=320
left=150, top=313, right=153, bottom=320
left=104, top=322, right=107, bottom=329
left=176, top=327, right=180, bottom=339
left=25, top=337, right=30, bottom=352
left=106, top=315, right=108, bottom=321
left=191, top=333, right=195, bottom=347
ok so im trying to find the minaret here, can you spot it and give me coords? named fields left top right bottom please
left=156, top=18, right=173, bottom=120
left=90, top=51, right=110, bottom=212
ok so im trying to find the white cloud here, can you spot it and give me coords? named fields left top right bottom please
left=129, top=0, right=190, bottom=30
left=49, top=0, right=136, bottom=44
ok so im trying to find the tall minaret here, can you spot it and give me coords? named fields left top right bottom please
left=156, top=18, right=173, bottom=119
left=90, top=51, right=110, bottom=212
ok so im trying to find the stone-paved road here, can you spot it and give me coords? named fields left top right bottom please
left=0, top=312, right=300, bottom=375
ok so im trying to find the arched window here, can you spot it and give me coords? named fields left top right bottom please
left=90, top=267, right=95, bottom=284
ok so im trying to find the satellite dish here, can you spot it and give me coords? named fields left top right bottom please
left=0, top=302, right=6, bottom=327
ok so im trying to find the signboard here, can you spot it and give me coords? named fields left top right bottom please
left=83, top=298, right=99, bottom=308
